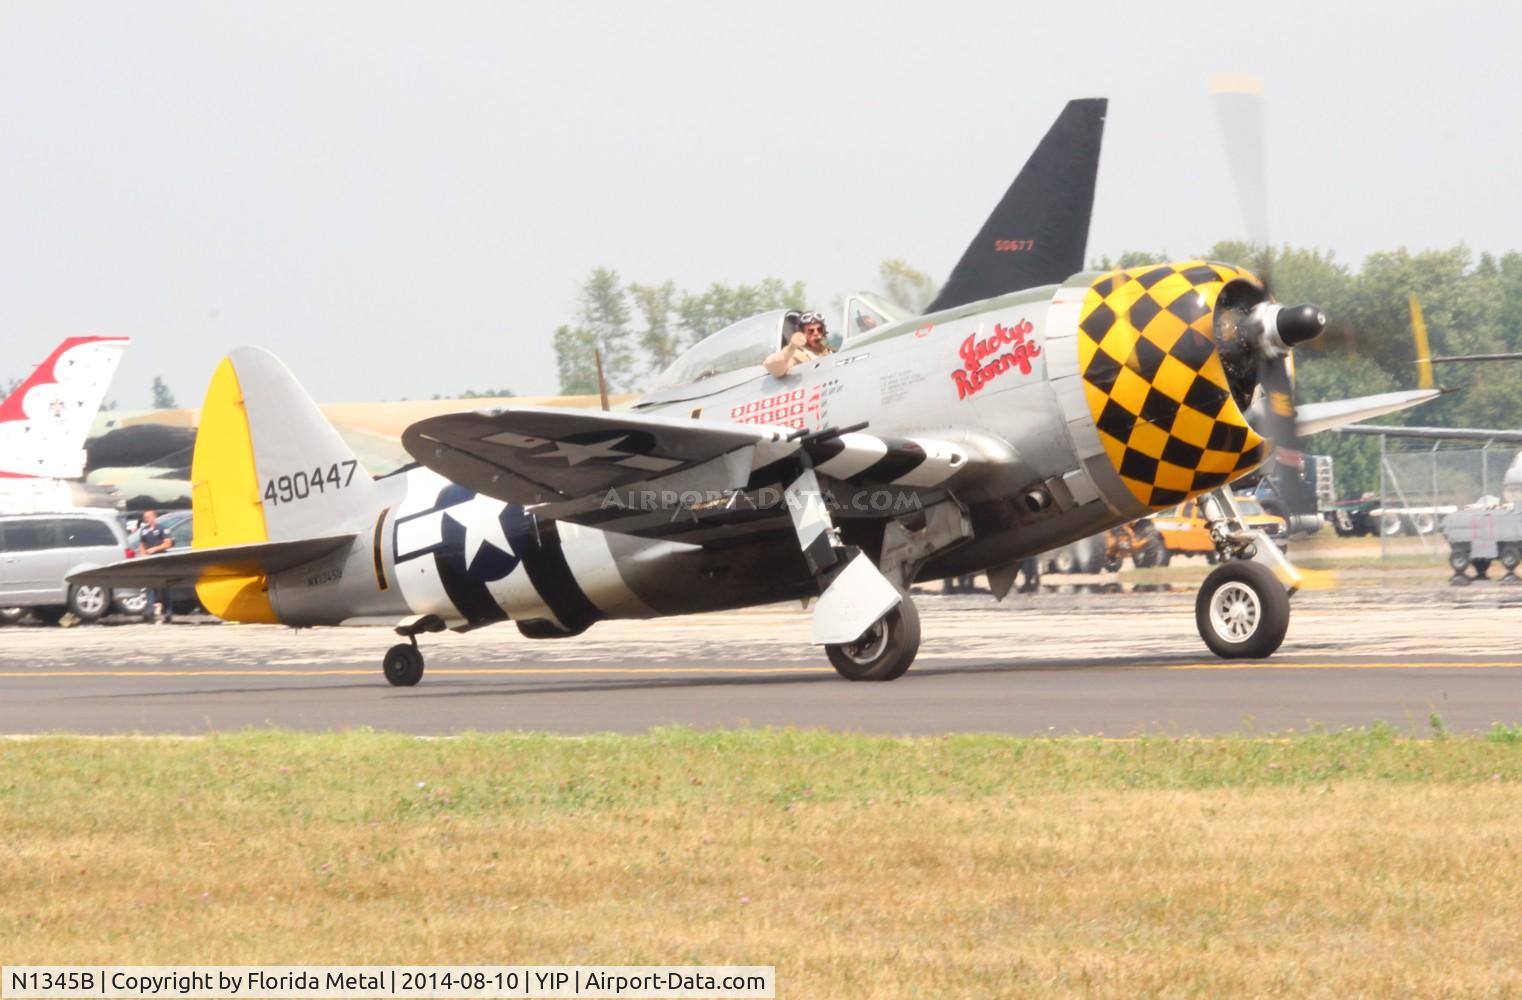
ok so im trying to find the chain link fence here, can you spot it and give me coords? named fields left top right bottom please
left=1376, top=444, right=1517, bottom=552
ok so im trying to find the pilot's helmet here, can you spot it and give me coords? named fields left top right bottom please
left=798, top=310, right=828, bottom=334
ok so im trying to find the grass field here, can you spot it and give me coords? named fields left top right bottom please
left=6, top=727, right=1522, bottom=996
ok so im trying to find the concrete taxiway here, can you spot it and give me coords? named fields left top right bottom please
left=2, top=579, right=1519, bottom=736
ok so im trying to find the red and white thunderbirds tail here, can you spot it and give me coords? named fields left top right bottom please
left=0, top=336, right=130, bottom=480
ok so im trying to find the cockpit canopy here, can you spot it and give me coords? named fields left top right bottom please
left=647, top=309, right=796, bottom=393
left=644, top=293, right=911, bottom=396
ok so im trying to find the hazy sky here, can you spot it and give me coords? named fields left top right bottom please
left=2, top=1, right=1518, bottom=408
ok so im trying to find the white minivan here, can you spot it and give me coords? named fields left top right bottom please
left=0, top=510, right=147, bottom=624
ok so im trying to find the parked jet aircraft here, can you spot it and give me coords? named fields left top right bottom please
left=0, top=336, right=130, bottom=513
left=76, top=98, right=1437, bottom=683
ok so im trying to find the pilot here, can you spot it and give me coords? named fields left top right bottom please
left=764, top=310, right=834, bottom=377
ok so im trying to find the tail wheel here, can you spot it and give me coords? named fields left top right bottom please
left=383, top=643, right=425, bottom=686
left=826, top=593, right=920, bottom=682
left=67, top=584, right=110, bottom=623
left=1053, top=549, right=1078, bottom=574
left=1196, top=560, right=1290, bottom=660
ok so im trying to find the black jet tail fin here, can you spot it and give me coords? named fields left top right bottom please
left=926, top=98, right=1107, bottom=314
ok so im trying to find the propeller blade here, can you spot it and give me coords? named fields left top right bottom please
left=1210, top=75, right=1273, bottom=294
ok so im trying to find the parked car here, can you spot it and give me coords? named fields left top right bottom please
left=0, top=509, right=147, bottom=623
left=1151, top=496, right=1288, bottom=561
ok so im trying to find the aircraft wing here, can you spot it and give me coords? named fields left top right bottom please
left=68, top=534, right=357, bottom=588
left=403, top=407, right=975, bottom=539
left=1293, top=389, right=1442, bottom=438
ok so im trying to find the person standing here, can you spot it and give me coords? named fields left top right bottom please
left=137, top=510, right=174, bottom=623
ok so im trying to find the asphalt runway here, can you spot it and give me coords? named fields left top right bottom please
left=2, top=580, right=1520, bottom=736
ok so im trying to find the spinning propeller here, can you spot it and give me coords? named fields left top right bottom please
left=1209, top=76, right=1327, bottom=524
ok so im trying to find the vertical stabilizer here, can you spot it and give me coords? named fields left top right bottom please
left=191, top=347, right=378, bottom=620
left=0, top=336, right=130, bottom=478
left=926, top=99, right=1107, bottom=313
left=193, top=347, right=378, bottom=545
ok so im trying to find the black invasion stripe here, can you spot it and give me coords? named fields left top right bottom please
left=434, top=515, right=508, bottom=626
left=802, top=437, right=848, bottom=465
left=503, top=507, right=601, bottom=633
left=857, top=440, right=928, bottom=483
left=371, top=506, right=391, bottom=592
left=745, top=454, right=808, bottom=491
left=800, top=533, right=838, bottom=576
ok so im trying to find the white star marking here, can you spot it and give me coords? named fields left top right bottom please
left=444, top=493, right=515, bottom=569
left=534, top=435, right=632, bottom=466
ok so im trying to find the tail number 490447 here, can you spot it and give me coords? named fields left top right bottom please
left=263, top=460, right=357, bottom=506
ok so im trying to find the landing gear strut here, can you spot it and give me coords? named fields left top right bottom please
left=782, top=443, right=968, bottom=682
left=1193, top=488, right=1298, bottom=660
left=384, top=614, right=445, bottom=687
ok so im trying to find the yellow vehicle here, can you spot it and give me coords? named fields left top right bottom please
left=1151, top=496, right=1288, bottom=563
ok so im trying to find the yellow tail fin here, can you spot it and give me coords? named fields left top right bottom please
left=190, top=357, right=278, bottom=622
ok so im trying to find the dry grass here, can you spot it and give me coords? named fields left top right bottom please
left=5, top=728, right=1522, bottom=997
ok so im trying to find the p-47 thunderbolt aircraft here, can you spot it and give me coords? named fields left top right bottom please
left=75, top=100, right=1435, bottom=683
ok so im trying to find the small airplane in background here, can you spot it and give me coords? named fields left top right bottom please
left=76, top=92, right=1440, bottom=684
left=0, top=336, right=130, bottom=513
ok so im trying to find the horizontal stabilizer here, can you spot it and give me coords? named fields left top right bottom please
left=1293, top=389, right=1442, bottom=437
left=68, top=534, right=356, bottom=588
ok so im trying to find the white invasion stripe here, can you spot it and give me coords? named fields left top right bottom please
left=557, top=521, right=656, bottom=618
left=786, top=468, right=831, bottom=545
left=394, top=510, right=445, bottom=559
left=749, top=435, right=802, bottom=470
left=890, top=438, right=968, bottom=487
left=814, top=433, right=888, bottom=479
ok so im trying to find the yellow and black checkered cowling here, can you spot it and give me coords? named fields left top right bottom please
left=1077, top=260, right=1267, bottom=509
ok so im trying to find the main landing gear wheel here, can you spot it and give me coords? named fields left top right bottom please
left=1195, top=560, right=1290, bottom=660
left=383, top=643, right=425, bottom=687
left=825, top=592, right=921, bottom=682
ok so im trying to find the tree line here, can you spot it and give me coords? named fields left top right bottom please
left=550, top=260, right=937, bottom=395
